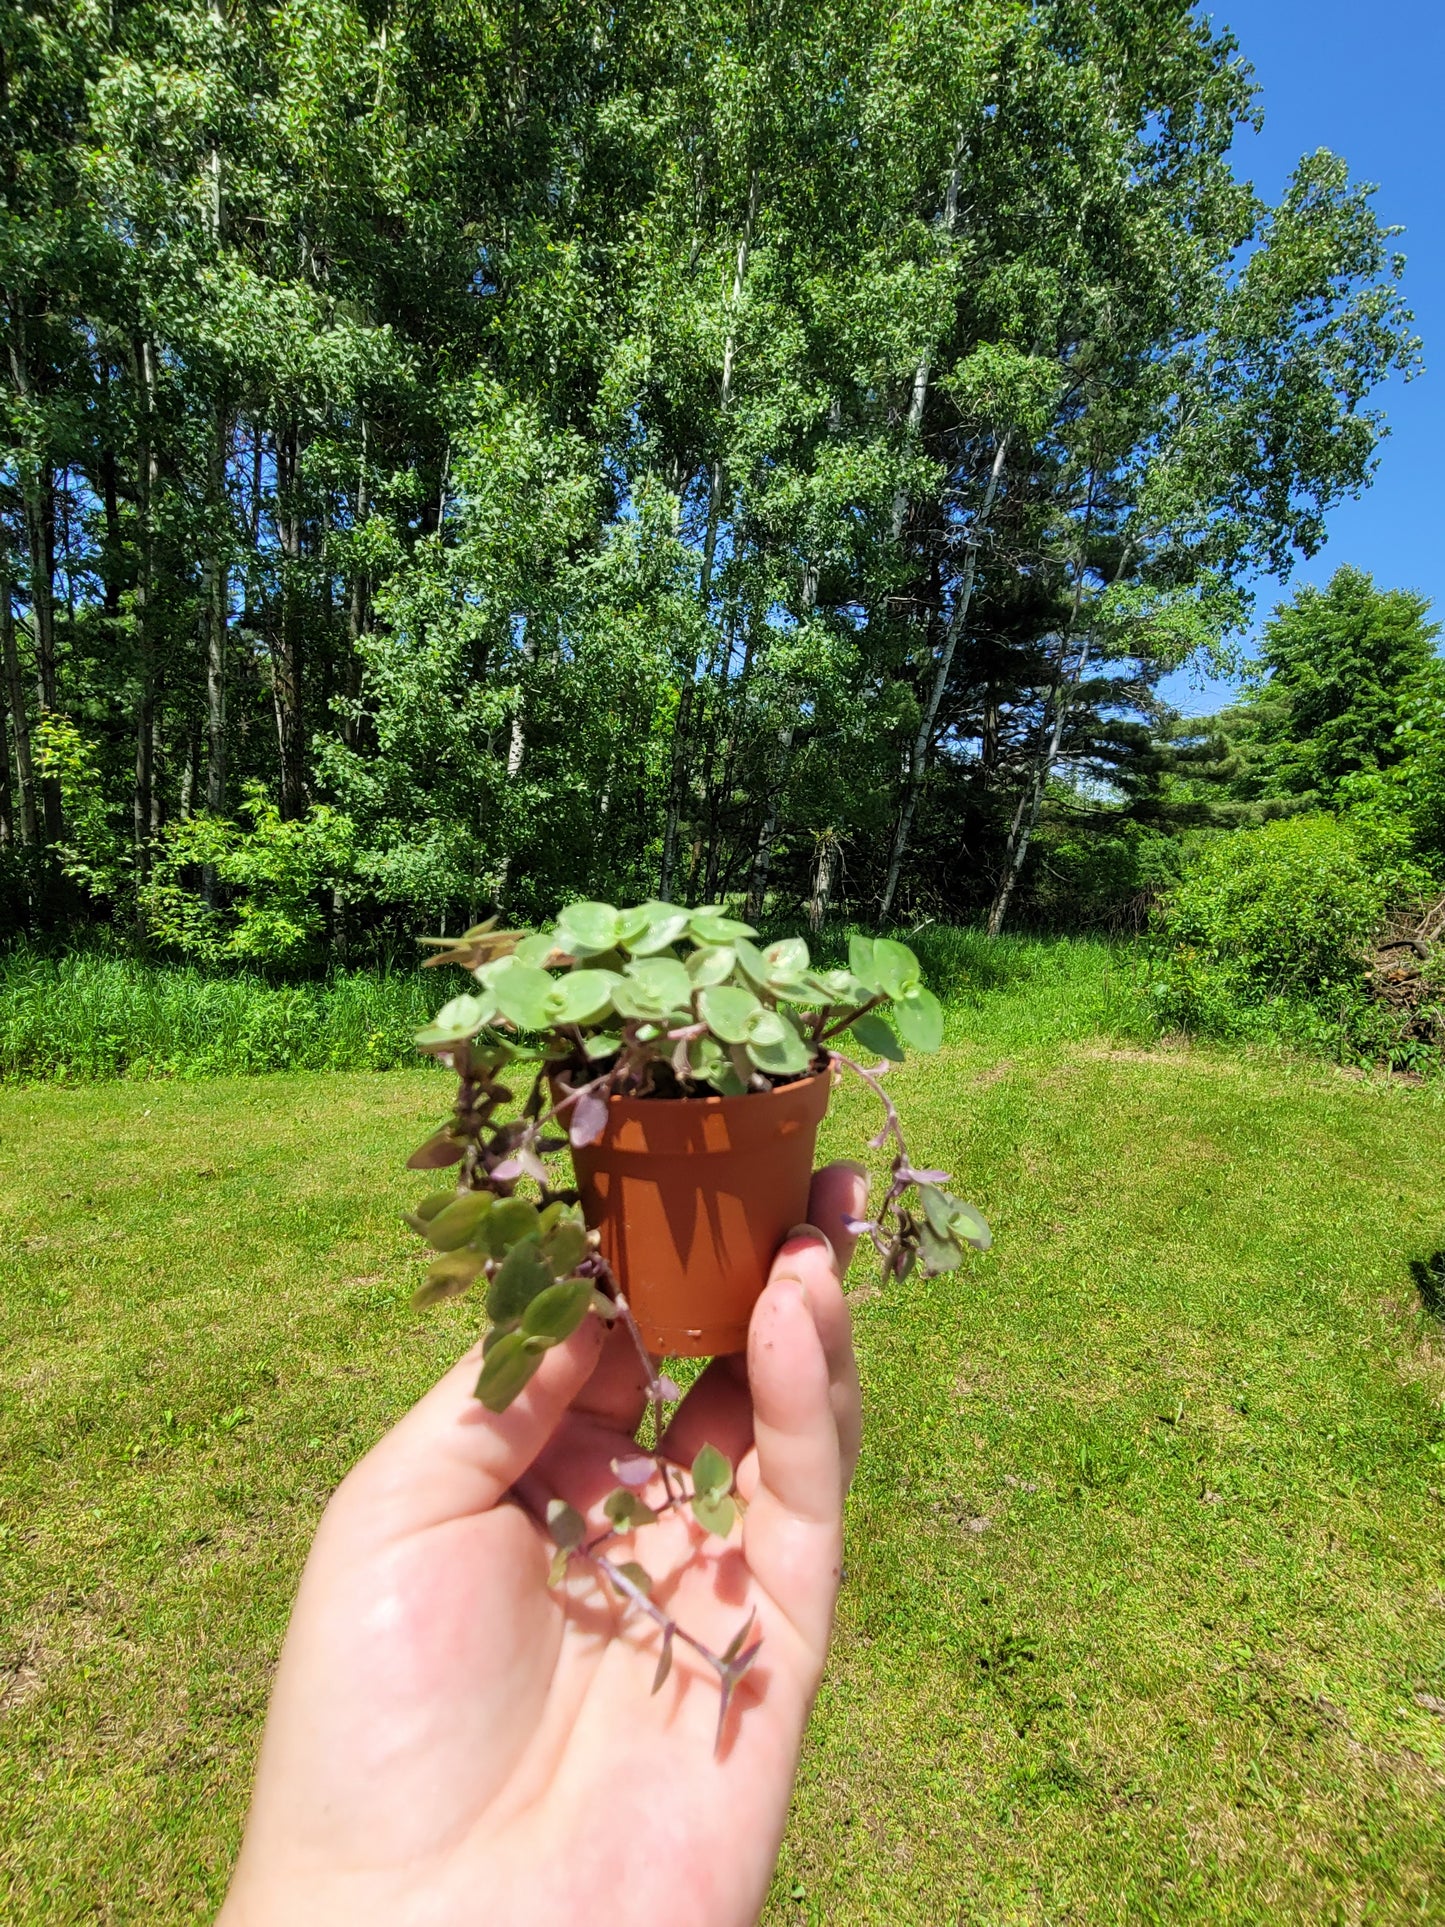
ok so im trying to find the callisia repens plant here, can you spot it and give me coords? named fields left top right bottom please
left=397, top=900, right=991, bottom=1743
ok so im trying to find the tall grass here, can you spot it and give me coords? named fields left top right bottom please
left=0, top=949, right=439, bottom=1081
left=0, top=928, right=1154, bottom=1082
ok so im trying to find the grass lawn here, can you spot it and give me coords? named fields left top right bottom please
left=2, top=965, right=1444, bottom=1921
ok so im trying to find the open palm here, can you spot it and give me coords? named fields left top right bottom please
left=220, top=1165, right=866, bottom=1927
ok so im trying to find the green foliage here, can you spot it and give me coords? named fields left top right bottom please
left=1338, top=680, right=1445, bottom=873
left=398, top=903, right=984, bottom=1410
left=1151, top=814, right=1436, bottom=1063
left=0, top=948, right=432, bottom=1080
left=0, top=0, right=1420, bottom=944
left=1234, top=568, right=1444, bottom=806
left=417, top=903, right=947, bottom=1099
left=1030, top=821, right=1185, bottom=931
left=32, top=713, right=127, bottom=901
left=138, top=785, right=358, bottom=967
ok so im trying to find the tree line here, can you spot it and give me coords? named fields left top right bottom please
left=0, top=0, right=1420, bottom=964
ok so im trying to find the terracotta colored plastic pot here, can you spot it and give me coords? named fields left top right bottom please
left=564, top=1068, right=833, bottom=1357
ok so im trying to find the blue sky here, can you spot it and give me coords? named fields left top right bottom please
left=1157, top=0, right=1443, bottom=714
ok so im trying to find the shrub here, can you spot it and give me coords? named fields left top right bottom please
left=1032, top=822, right=1184, bottom=931
left=1151, top=814, right=1434, bottom=1062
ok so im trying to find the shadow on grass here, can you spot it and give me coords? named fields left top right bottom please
left=1408, top=1249, right=1445, bottom=1322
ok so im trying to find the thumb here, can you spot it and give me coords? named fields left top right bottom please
left=331, top=1314, right=606, bottom=1541
left=742, top=1237, right=849, bottom=1661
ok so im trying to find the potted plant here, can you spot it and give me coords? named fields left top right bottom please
left=398, top=899, right=990, bottom=1736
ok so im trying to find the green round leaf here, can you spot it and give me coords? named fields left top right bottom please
left=690, top=911, right=758, bottom=945
left=850, top=1011, right=905, bottom=1062
left=698, top=983, right=763, bottom=1044
left=692, top=1441, right=734, bottom=1502
left=486, top=1236, right=554, bottom=1321
left=493, top=962, right=557, bottom=1030
left=511, top=930, right=557, bottom=966
left=474, top=1329, right=542, bottom=1411
left=919, top=1184, right=954, bottom=1239
left=630, top=903, right=692, bottom=954
left=542, top=1215, right=590, bottom=1277
left=687, top=944, right=737, bottom=986
left=764, top=937, right=810, bottom=977
left=603, top=1486, right=658, bottom=1530
left=521, top=1277, right=594, bottom=1344
left=848, top=933, right=878, bottom=985
left=871, top=937, right=922, bottom=1000
left=546, top=968, right=620, bottom=1025
left=610, top=977, right=682, bottom=1023
left=744, top=1006, right=787, bottom=1046
left=555, top=901, right=622, bottom=955
left=414, top=1246, right=485, bottom=1307
left=403, top=1190, right=456, bottom=1235
left=481, top=1195, right=542, bottom=1257
left=893, top=984, right=943, bottom=1053
left=732, top=935, right=772, bottom=990
left=625, top=956, right=694, bottom=1010
left=808, top=967, right=870, bottom=1005
left=949, top=1201, right=993, bottom=1251
left=546, top=1497, right=586, bottom=1548
left=746, top=1027, right=812, bottom=1077
left=615, top=906, right=654, bottom=945
left=424, top=1189, right=493, bottom=1250
left=916, top=1222, right=966, bottom=1275
left=691, top=1491, right=737, bottom=1538
left=415, top=992, right=493, bottom=1049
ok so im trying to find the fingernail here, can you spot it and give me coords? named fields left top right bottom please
left=783, top=1223, right=836, bottom=1265
left=769, top=1273, right=812, bottom=1313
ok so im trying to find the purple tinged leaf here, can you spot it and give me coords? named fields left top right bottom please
left=516, top=1146, right=549, bottom=1184
left=842, top=1215, right=875, bottom=1236
left=867, top=1124, right=891, bottom=1150
left=491, top=1157, right=524, bottom=1181
left=722, top=1608, right=756, bottom=1664
left=406, top=1130, right=464, bottom=1170
left=713, top=1639, right=763, bottom=1755
left=655, top=1374, right=682, bottom=1402
left=569, top=1090, right=609, bottom=1147
left=714, top=1679, right=735, bottom=1756
left=611, top=1453, right=656, bottom=1488
left=726, top=1637, right=763, bottom=1685
left=904, top=1168, right=950, bottom=1185
left=651, top=1626, right=674, bottom=1695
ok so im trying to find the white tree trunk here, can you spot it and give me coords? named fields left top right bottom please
left=879, top=429, right=1010, bottom=920
left=660, top=167, right=760, bottom=899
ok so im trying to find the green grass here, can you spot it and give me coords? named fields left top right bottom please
left=2, top=996, right=1444, bottom=1920
left=0, top=928, right=1147, bottom=1082
left=0, top=948, right=436, bottom=1080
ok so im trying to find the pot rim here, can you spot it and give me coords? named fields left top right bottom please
left=554, top=1060, right=833, bottom=1113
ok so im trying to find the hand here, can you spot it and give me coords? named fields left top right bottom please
left=220, top=1163, right=867, bottom=1927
